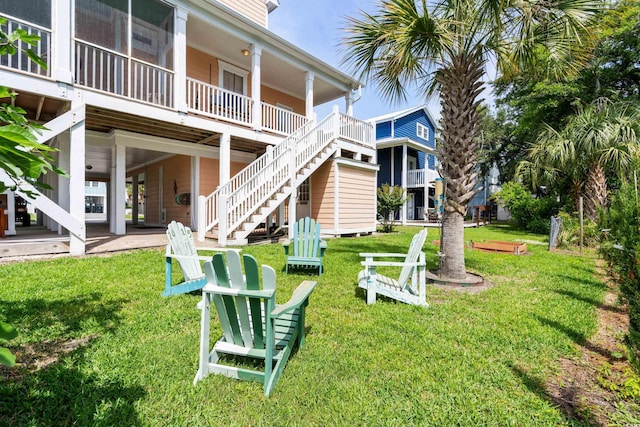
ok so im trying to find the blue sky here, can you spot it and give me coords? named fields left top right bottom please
left=268, top=1, right=440, bottom=121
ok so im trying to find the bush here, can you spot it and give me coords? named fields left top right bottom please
left=554, top=211, right=601, bottom=249
left=491, top=181, right=560, bottom=232
left=376, top=184, right=407, bottom=233
left=601, top=181, right=640, bottom=372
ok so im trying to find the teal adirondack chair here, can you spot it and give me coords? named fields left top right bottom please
left=164, top=220, right=237, bottom=297
left=194, top=250, right=316, bottom=396
left=283, top=217, right=327, bottom=275
left=357, top=228, right=429, bottom=307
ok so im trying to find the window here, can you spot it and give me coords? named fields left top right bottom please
left=0, top=0, right=51, bottom=28
left=219, top=61, right=248, bottom=95
left=417, top=123, right=429, bottom=140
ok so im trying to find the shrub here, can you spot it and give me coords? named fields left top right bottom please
left=491, top=181, right=560, bottom=232
left=554, top=211, right=601, bottom=249
left=376, top=184, right=407, bottom=233
left=601, top=181, right=640, bottom=372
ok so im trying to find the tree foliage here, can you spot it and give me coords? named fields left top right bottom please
left=376, top=184, right=407, bottom=233
left=343, top=0, right=598, bottom=279
left=0, top=17, right=64, bottom=195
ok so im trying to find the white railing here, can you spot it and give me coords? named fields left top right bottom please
left=0, top=15, right=50, bottom=76
left=131, top=59, right=174, bottom=108
left=338, top=113, right=374, bottom=148
left=186, top=77, right=253, bottom=126
left=75, top=40, right=174, bottom=108
left=261, top=103, right=309, bottom=135
left=407, top=168, right=440, bottom=187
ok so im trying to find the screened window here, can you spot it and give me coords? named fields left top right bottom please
left=75, top=0, right=173, bottom=69
left=0, top=0, right=51, bottom=28
left=75, top=0, right=128, bottom=54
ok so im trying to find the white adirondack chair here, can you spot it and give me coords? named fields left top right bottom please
left=164, top=221, right=238, bottom=297
left=357, top=229, right=428, bottom=307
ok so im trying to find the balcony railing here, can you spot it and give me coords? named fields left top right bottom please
left=0, top=15, right=50, bottom=76
left=338, top=113, right=375, bottom=149
left=186, top=77, right=253, bottom=126
left=261, top=102, right=308, bottom=135
left=75, top=40, right=174, bottom=108
left=407, top=169, right=440, bottom=188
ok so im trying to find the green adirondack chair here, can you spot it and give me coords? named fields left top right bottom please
left=194, top=250, right=316, bottom=396
left=283, top=217, right=327, bottom=275
left=163, top=220, right=237, bottom=297
left=357, top=228, right=429, bottom=307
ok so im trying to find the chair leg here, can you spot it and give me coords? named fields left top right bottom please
left=366, top=287, right=376, bottom=305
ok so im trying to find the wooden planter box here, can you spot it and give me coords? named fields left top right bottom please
left=471, top=240, right=527, bottom=255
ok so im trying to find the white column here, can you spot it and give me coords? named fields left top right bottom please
left=305, top=71, right=314, bottom=119
left=57, top=134, right=70, bottom=234
left=346, top=91, right=354, bottom=117
left=250, top=44, right=262, bottom=130
left=174, top=7, right=188, bottom=112
left=219, top=132, right=230, bottom=185
left=68, top=97, right=86, bottom=254
left=111, top=144, right=126, bottom=235
left=401, top=144, right=407, bottom=226
left=52, top=0, right=73, bottom=83
left=191, top=156, right=200, bottom=229
left=132, top=174, right=139, bottom=225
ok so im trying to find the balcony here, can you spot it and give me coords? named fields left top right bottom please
left=0, top=15, right=50, bottom=77
left=407, top=169, right=440, bottom=188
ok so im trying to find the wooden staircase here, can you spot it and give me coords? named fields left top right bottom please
left=197, top=109, right=373, bottom=246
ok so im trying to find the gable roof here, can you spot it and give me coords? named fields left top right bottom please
left=367, top=105, right=438, bottom=126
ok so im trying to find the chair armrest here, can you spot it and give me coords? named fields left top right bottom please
left=283, top=239, right=291, bottom=255
left=270, top=280, right=317, bottom=318
left=361, top=260, right=424, bottom=268
left=319, top=239, right=327, bottom=256
left=202, top=283, right=275, bottom=299
left=195, top=247, right=241, bottom=255
left=359, top=253, right=408, bottom=259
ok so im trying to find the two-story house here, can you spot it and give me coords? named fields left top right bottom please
left=369, top=106, right=439, bottom=224
left=0, top=0, right=379, bottom=255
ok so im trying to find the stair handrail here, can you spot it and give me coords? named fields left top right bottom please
left=224, top=114, right=336, bottom=235
left=198, top=115, right=322, bottom=240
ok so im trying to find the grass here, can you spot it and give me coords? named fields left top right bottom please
left=0, top=225, right=607, bottom=425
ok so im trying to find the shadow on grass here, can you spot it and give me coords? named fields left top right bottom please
left=552, top=288, right=625, bottom=314
left=0, top=345, right=146, bottom=426
left=0, top=293, right=128, bottom=341
left=508, top=362, right=598, bottom=425
left=533, top=314, right=620, bottom=362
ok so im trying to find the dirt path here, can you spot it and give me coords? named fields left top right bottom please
left=546, top=262, right=640, bottom=425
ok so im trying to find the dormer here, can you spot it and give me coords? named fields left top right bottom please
left=217, top=0, right=278, bottom=27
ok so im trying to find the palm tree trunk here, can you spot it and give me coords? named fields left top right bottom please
left=436, top=52, right=485, bottom=280
left=584, top=161, right=608, bottom=221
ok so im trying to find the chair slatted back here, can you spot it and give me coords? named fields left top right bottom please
left=166, top=221, right=202, bottom=281
left=209, top=252, right=273, bottom=350
left=397, top=229, right=428, bottom=289
left=293, top=217, right=321, bottom=258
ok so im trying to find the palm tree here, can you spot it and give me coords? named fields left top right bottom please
left=343, top=0, right=599, bottom=280
left=519, top=99, right=640, bottom=221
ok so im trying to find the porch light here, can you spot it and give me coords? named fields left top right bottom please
left=86, top=165, right=93, bottom=170
left=241, top=49, right=250, bottom=57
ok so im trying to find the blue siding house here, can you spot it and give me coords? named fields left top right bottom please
left=368, top=106, right=440, bottom=223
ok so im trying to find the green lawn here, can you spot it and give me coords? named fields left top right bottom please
left=0, top=225, right=606, bottom=425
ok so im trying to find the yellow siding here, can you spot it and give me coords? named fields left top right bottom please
left=186, top=47, right=219, bottom=85
left=219, top=0, right=267, bottom=26
left=163, top=155, right=192, bottom=225
left=311, top=161, right=335, bottom=231
left=145, top=167, right=159, bottom=224
left=199, top=158, right=250, bottom=197
left=338, top=165, right=376, bottom=230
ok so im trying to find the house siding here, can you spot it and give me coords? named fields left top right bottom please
left=261, top=86, right=305, bottom=115
left=338, top=165, right=376, bottom=231
left=376, top=121, right=392, bottom=139
left=377, top=148, right=392, bottom=186
left=310, top=161, right=334, bottom=230
left=394, top=110, right=435, bottom=149
left=218, top=0, right=267, bottom=27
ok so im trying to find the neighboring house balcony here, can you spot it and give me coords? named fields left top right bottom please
left=407, top=168, right=440, bottom=188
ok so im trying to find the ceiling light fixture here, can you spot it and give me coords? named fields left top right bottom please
left=241, top=48, right=250, bottom=57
